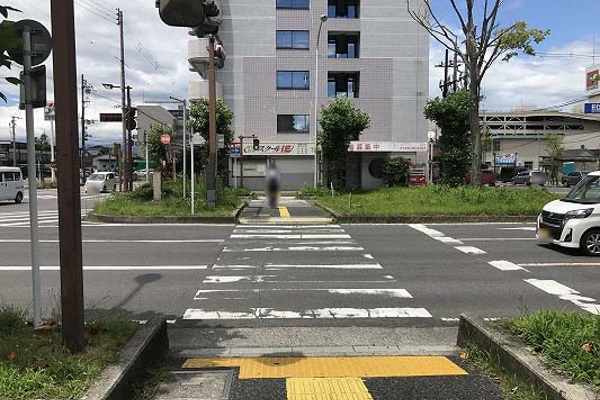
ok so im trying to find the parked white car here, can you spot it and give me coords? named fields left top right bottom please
left=84, top=172, right=117, bottom=193
left=538, top=171, right=600, bottom=255
left=0, top=166, right=24, bottom=203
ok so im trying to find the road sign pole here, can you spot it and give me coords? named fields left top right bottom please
left=22, top=26, right=42, bottom=328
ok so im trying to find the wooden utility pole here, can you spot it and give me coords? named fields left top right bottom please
left=50, top=0, right=85, bottom=353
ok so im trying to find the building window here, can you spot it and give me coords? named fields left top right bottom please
left=277, top=71, right=310, bottom=90
left=328, top=0, right=359, bottom=18
left=277, top=115, right=310, bottom=133
left=276, top=30, right=310, bottom=49
left=328, top=72, right=359, bottom=98
left=276, top=0, right=309, bottom=9
left=493, top=141, right=501, bottom=151
left=328, top=32, right=360, bottom=58
left=524, top=161, right=534, bottom=170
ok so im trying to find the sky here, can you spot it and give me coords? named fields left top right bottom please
left=0, top=0, right=599, bottom=145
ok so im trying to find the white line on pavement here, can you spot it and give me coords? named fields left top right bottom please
left=0, top=265, right=208, bottom=271
left=0, top=239, right=224, bottom=244
left=408, top=224, right=446, bottom=237
left=488, top=260, right=527, bottom=272
left=202, top=276, right=396, bottom=283
left=233, top=229, right=346, bottom=234
left=238, top=225, right=340, bottom=229
left=211, top=264, right=383, bottom=270
left=459, top=238, right=536, bottom=241
left=498, top=227, right=537, bottom=231
left=519, top=262, right=600, bottom=267
left=224, top=246, right=364, bottom=252
left=434, top=236, right=464, bottom=244
left=454, top=246, right=487, bottom=254
left=193, top=288, right=413, bottom=300
left=230, top=234, right=352, bottom=239
left=182, top=307, right=432, bottom=320
left=524, top=279, right=600, bottom=315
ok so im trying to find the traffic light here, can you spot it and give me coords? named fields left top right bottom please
left=156, top=0, right=205, bottom=27
left=125, top=107, right=137, bottom=131
left=252, top=138, right=260, bottom=150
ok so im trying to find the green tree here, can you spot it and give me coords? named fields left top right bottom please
left=544, top=133, right=564, bottom=185
left=147, top=124, right=175, bottom=177
left=0, top=5, right=22, bottom=101
left=35, top=132, right=50, bottom=162
left=407, top=0, right=549, bottom=185
left=188, top=98, right=234, bottom=181
left=318, top=97, right=370, bottom=189
left=424, top=89, right=471, bottom=186
left=383, top=156, right=411, bottom=187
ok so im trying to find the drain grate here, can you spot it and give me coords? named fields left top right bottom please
left=156, top=370, right=233, bottom=400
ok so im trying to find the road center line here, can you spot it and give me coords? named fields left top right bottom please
left=0, top=265, right=208, bottom=271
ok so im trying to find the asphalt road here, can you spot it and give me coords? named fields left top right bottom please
left=1, top=189, right=599, bottom=326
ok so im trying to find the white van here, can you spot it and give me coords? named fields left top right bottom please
left=538, top=170, right=600, bottom=255
left=0, top=167, right=25, bottom=204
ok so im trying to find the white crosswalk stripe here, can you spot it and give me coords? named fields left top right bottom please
left=183, top=224, right=432, bottom=321
left=0, top=210, right=91, bottom=227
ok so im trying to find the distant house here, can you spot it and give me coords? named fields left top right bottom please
left=92, top=154, right=118, bottom=172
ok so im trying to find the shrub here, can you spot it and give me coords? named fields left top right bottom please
left=383, top=157, right=410, bottom=187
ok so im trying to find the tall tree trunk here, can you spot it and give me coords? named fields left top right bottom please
left=465, top=2, right=481, bottom=186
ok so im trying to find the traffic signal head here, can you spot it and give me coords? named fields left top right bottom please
left=252, top=138, right=260, bottom=150
left=156, top=0, right=205, bottom=27
left=126, top=107, right=137, bottom=131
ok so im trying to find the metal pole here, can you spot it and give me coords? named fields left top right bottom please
left=50, top=119, right=55, bottom=182
left=314, top=16, right=327, bottom=187
left=182, top=101, right=186, bottom=197
left=11, top=116, right=18, bottom=166
left=207, top=35, right=217, bottom=208
left=80, top=74, right=85, bottom=180
left=191, top=138, right=195, bottom=214
left=22, top=27, right=41, bottom=328
left=118, top=9, right=127, bottom=192
left=126, top=86, right=133, bottom=191
left=239, top=136, right=244, bottom=189
left=51, top=0, right=85, bottom=353
left=145, top=130, right=149, bottom=183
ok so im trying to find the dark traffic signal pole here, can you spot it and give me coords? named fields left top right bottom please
left=50, top=0, right=85, bottom=353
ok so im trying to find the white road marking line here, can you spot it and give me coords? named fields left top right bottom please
left=524, top=279, right=600, bottom=315
left=488, top=260, right=527, bottom=272
left=0, top=265, right=208, bottom=271
left=408, top=224, right=445, bottom=237
left=454, top=246, right=487, bottom=254
left=434, top=236, right=463, bottom=244
left=498, top=227, right=537, bottom=231
left=238, top=225, right=340, bottom=229
left=202, top=275, right=395, bottom=284
left=233, top=229, right=346, bottom=234
left=266, top=264, right=383, bottom=270
left=182, top=307, right=432, bottom=320
left=212, top=265, right=256, bottom=269
left=193, top=288, right=412, bottom=300
left=441, top=317, right=460, bottom=322
left=459, top=238, right=536, bottom=241
left=223, top=246, right=364, bottom=252
left=363, top=254, right=374, bottom=259
left=0, top=239, right=224, bottom=244
left=230, top=234, right=352, bottom=239
left=519, top=262, right=600, bottom=267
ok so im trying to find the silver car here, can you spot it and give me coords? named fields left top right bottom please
left=84, top=172, right=117, bottom=193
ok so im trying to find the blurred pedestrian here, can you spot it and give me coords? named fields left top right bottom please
left=265, top=162, right=280, bottom=209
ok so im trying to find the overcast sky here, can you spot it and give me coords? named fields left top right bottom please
left=0, top=0, right=599, bottom=145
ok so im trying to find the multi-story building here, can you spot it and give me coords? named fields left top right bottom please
left=189, top=0, right=429, bottom=190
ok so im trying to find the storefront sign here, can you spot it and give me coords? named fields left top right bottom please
left=494, top=153, right=516, bottom=165
left=233, top=143, right=315, bottom=156
left=584, top=103, right=600, bottom=113
left=44, top=101, right=54, bottom=121
left=586, top=65, right=600, bottom=94
left=348, top=141, right=428, bottom=152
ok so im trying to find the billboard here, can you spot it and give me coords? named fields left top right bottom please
left=494, top=153, right=516, bottom=165
left=44, top=101, right=54, bottom=120
left=586, top=65, right=600, bottom=95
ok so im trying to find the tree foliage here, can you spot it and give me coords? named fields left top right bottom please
left=407, top=0, right=549, bottom=185
left=318, top=97, right=370, bottom=189
left=544, top=133, right=564, bottom=185
left=383, top=157, right=411, bottom=187
left=35, top=132, right=50, bottom=162
left=188, top=98, right=234, bottom=179
left=147, top=124, right=175, bottom=176
left=0, top=5, right=22, bottom=102
left=424, top=89, right=471, bottom=186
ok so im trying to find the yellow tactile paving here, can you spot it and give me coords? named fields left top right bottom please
left=182, top=356, right=468, bottom=379
left=278, top=206, right=291, bottom=217
left=286, top=378, right=373, bottom=400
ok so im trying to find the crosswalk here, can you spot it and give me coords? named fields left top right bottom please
left=183, top=224, right=432, bottom=321
left=0, top=210, right=91, bottom=227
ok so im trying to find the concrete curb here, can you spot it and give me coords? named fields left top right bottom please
left=456, top=314, right=598, bottom=400
left=88, top=202, right=245, bottom=225
left=81, top=318, right=169, bottom=400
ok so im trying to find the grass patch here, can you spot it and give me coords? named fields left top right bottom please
left=0, top=306, right=138, bottom=400
left=313, top=185, right=560, bottom=216
left=504, top=310, right=600, bottom=390
left=93, top=176, right=242, bottom=217
left=463, top=343, right=548, bottom=400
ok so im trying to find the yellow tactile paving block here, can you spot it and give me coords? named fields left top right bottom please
left=278, top=206, right=291, bottom=217
left=286, top=378, right=373, bottom=400
left=182, top=356, right=468, bottom=379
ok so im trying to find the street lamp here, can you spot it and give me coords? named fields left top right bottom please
left=103, top=83, right=132, bottom=191
left=313, top=13, right=327, bottom=187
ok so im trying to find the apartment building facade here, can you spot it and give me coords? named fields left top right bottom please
left=190, top=0, right=429, bottom=190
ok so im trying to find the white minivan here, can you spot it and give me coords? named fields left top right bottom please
left=0, top=167, right=25, bottom=204
left=538, top=171, right=600, bottom=255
